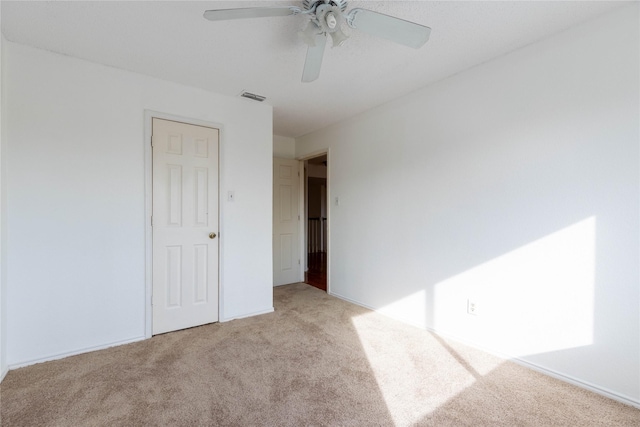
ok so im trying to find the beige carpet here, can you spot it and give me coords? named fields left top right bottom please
left=1, top=283, right=638, bottom=426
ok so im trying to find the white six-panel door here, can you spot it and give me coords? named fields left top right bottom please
left=152, top=118, right=219, bottom=335
left=273, top=157, right=300, bottom=286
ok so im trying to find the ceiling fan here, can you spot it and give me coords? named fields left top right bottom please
left=204, top=0, right=431, bottom=82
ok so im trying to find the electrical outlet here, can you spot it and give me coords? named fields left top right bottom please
left=467, top=299, right=479, bottom=316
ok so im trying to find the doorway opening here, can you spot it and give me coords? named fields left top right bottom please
left=304, top=154, right=327, bottom=292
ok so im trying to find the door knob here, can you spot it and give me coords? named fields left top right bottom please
left=209, top=232, right=217, bottom=239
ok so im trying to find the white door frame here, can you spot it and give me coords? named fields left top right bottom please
left=144, top=110, right=225, bottom=338
left=297, top=148, right=330, bottom=294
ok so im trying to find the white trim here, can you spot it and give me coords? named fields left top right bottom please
left=507, top=355, right=640, bottom=409
left=297, top=149, right=329, bottom=162
left=8, top=336, right=146, bottom=370
left=328, top=291, right=640, bottom=409
left=0, top=367, right=8, bottom=383
left=297, top=149, right=331, bottom=292
left=325, top=148, right=331, bottom=294
left=220, top=307, right=274, bottom=323
left=144, top=112, right=153, bottom=338
left=330, top=291, right=384, bottom=315
left=298, top=161, right=305, bottom=281
left=144, top=110, right=225, bottom=338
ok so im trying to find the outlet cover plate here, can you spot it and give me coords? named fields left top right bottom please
left=467, top=299, right=479, bottom=315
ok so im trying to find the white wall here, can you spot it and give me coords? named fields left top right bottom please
left=297, top=6, right=639, bottom=405
left=273, top=134, right=296, bottom=159
left=4, top=41, right=273, bottom=367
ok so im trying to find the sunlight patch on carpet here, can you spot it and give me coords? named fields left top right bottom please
left=350, top=312, right=481, bottom=426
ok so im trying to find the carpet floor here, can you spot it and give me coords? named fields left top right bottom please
left=1, top=283, right=638, bottom=426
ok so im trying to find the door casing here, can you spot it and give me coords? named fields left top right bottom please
left=298, top=149, right=331, bottom=294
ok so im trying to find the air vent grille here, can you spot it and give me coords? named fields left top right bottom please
left=240, top=92, right=266, bottom=102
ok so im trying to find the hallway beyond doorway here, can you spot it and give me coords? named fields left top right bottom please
left=305, top=252, right=326, bottom=291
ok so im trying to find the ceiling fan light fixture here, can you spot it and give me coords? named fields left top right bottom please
left=326, top=12, right=337, bottom=29
left=315, top=4, right=344, bottom=34
left=330, top=28, right=349, bottom=47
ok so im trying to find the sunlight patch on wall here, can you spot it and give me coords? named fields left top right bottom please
left=348, top=218, right=596, bottom=424
left=433, top=216, right=596, bottom=357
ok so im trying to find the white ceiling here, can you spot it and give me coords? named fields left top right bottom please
left=1, top=1, right=626, bottom=138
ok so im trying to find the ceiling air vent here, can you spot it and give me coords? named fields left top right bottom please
left=240, top=91, right=266, bottom=102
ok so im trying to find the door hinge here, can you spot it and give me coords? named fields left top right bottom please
left=151, top=295, right=154, bottom=306
left=151, top=216, right=153, bottom=226
left=151, top=135, right=156, bottom=147
left=298, top=259, right=301, bottom=265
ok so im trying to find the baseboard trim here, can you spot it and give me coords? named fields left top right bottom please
left=329, top=291, right=371, bottom=308
left=6, top=307, right=274, bottom=370
left=220, top=307, right=274, bottom=322
left=328, top=291, right=640, bottom=409
left=424, top=327, right=640, bottom=409
left=0, top=366, right=8, bottom=383
left=507, top=353, right=640, bottom=408
left=8, top=335, right=147, bottom=370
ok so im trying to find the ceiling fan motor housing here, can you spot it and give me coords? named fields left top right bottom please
left=303, top=0, right=348, bottom=13
left=315, top=4, right=344, bottom=33
left=204, top=0, right=431, bottom=83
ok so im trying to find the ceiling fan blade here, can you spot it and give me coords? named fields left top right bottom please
left=299, top=21, right=321, bottom=47
left=204, top=6, right=300, bottom=21
left=346, top=8, right=431, bottom=49
left=302, top=34, right=327, bottom=83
